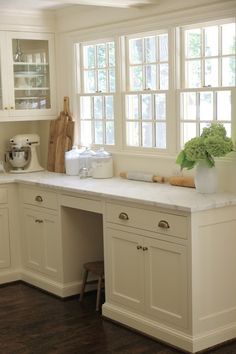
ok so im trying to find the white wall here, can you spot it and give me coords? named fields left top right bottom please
left=54, top=0, right=236, bottom=192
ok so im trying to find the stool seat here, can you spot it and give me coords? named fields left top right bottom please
left=79, top=260, right=104, bottom=311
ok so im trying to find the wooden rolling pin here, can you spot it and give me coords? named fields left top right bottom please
left=120, top=171, right=166, bottom=183
left=168, top=176, right=195, bottom=188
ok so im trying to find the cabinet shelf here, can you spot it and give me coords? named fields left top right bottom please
left=13, top=62, right=49, bottom=66
left=14, top=87, right=50, bottom=91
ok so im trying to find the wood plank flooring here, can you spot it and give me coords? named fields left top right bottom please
left=0, top=282, right=236, bottom=354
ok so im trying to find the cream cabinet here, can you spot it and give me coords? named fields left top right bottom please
left=104, top=202, right=188, bottom=329
left=0, top=208, right=10, bottom=269
left=0, top=188, right=10, bottom=269
left=20, top=187, right=60, bottom=281
left=0, top=31, right=56, bottom=121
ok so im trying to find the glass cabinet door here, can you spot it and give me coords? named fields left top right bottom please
left=12, top=39, right=51, bottom=111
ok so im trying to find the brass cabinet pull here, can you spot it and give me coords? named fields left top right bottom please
left=137, top=245, right=142, bottom=250
left=158, top=220, right=170, bottom=229
left=142, top=247, right=148, bottom=251
left=118, top=212, right=129, bottom=221
left=35, top=195, right=43, bottom=202
left=35, top=219, right=43, bottom=223
left=10, top=106, right=14, bottom=110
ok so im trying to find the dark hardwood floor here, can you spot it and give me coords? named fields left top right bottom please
left=0, top=282, right=235, bottom=354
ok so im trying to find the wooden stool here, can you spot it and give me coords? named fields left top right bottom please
left=79, top=261, right=104, bottom=311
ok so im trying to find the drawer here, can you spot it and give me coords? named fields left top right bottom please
left=0, top=188, right=8, bottom=204
left=21, top=188, right=58, bottom=210
left=106, top=203, right=187, bottom=239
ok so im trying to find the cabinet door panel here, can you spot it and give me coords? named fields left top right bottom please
left=145, top=238, right=188, bottom=328
left=0, top=208, right=10, bottom=268
left=106, top=228, right=144, bottom=311
left=43, top=214, right=59, bottom=278
left=23, top=209, right=43, bottom=272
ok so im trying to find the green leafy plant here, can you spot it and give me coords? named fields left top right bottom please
left=176, top=122, right=234, bottom=170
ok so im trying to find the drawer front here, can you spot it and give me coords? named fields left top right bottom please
left=106, top=203, right=187, bottom=239
left=21, top=188, right=58, bottom=210
left=0, top=188, right=8, bottom=204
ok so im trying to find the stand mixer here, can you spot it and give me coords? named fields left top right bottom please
left=6, top=134, right=44, bottom=173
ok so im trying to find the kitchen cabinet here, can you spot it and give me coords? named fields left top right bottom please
left=20, top=187, right=60, bottom=281
left=0, top=208, right=10, bottom=269
left=0, top=31, right=56, bottom=121
left=105, top=203, right=188, bottom=329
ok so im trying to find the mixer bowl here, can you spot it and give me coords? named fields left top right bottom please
left=8, top=148, right=29, bottom=169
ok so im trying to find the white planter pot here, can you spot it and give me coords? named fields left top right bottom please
left=195, top=161, right=218, bottom=194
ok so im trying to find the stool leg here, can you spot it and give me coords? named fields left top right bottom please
left=79, top=269, right=89, bottom=302
left=96, top=276, right=103, bottom=311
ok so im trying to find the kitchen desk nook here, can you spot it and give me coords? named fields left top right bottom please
left=1, top=172, right=236, bottom=353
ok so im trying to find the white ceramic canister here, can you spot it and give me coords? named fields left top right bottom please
left=65, top=146, right=84, bottom=176
left=92, top=148, right=113, bottom=179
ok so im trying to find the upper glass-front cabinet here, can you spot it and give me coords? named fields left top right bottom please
left=0, top=32, right=56, bottom=121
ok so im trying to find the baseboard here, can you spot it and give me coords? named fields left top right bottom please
left=0, top=269, right=21, bottom=284
left=103, top=302, right=236, bottom=353
left=102, top=302, right=193, bottom=352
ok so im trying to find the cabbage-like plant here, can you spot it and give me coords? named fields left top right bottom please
left=176, top=123, right=234, bottom=170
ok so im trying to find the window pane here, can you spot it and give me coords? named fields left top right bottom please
left=81, top=121, right=92, bottom=145
left=83, top=45, right=95, bottom=68
left=130, top=66, right=143, bottom=90
left=145, top=36, right=156, bottom=63
left=109, top=68, right=116, bottom=92
left=146, top=65, right=156, bottom=90
left=222, top=57, right=235, bottom=86
left=222, top=23, right=236, bottom=55
left=159, top=34, right=168, bottom=61
left=205, top=58, right=218, bottom=87
left=105, top=95, right=114, bottom=119
left=84, top=70, right=95, bottom=92
left=95, top=121, right=103, bottom=144
left=204, top=26, right=218, bottom=57
left=94, top=96, right=103, bottom=119
left=129, top=38, right=143, bottom=64
left=142, top=94, right=152, bottom=120
left=200, top=92, right=213, bottom=121
left=182, top=92, right=196, bottom=120
left=97, top=44, right=106, bottom=68
left=126, top=122, right=139, bottom=146
left=155, top=94, right=166, bottom=120
left=126, top=95, right=139, bottom=119
left=186, top=29, right=201, bottom=58
left=222, top=123, right=231, bottom=137
left=156, top=122, right=166, bottom=149
left=160, top=63, right=168, bottom=89
left=108, top=42, right=115, bottom=66
left=142, top=122, right=152, bottom=147
left=217, top=91, right=231, bottom=121
left=98, top=69, right=107, bottom=92
left=186, top=60, right=201, bottom=88
left=106, top=121, right=115, bottom=145
left=182, top=122, right=196, bottom=145
left=80, top=96, right=91, bottom=119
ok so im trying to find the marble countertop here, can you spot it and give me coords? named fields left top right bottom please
left=0, top=171, right=236, bottom=212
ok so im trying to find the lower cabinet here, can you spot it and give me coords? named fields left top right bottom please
left=0, top=208, right=10, bottom=269
left=106, top=227, right=188, bottom=328
left=22, top=207, right=59, bottom=279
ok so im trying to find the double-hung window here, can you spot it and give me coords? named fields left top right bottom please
left=75, top=39, right=116, bottom=146
left=124, top=31, right=169, bottom=149
left=180, top=20, right=236, bottom=146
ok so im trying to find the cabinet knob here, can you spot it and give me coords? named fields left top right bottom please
left=35, top=195, right=43, bottom=202
left=35, top=219, right=43, bottom=223
left=158, top=220, right=170, bottom=229
left=10, top=106, right=15, bottom=110
left=142, top=247, right=148, bottom=251
left=4, top=107, right=8, bottom=110
left=119, top=212, right=129, bottom=221
left=137, top=245, right=142, bottom=250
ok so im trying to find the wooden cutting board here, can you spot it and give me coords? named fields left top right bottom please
left=47, top=97, right=74, bottom=173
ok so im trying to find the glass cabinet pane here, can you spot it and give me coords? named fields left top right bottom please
left=12, top=39, right=51, bottom=110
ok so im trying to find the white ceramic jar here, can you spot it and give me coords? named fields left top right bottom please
left=65, top=146, right=84, bottom=176
left=92, top=148, right=113, bottom=179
